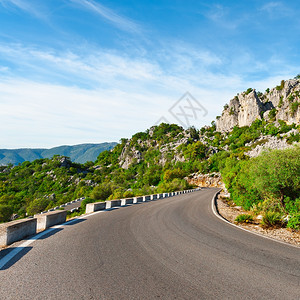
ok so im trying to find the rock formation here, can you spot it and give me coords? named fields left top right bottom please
left=216, top=78, right=300, bottom=132
left=186, top=172, right=225, bottom=189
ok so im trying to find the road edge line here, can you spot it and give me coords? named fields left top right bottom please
left=211, top=190, right=300, bottom=249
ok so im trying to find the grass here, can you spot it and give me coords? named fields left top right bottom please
left=261, top=212, right=283, bottom=228
left=235, top=214, right=253, bottom=224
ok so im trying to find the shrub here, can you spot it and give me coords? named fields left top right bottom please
left=278, top=96, right=283, bottom=108
left=287, top=214, right=300, bottom=230
left=245, top=88, right=253, bottom=95
left=229, top=107, right=235, bottom=115
left=261, top=212, right=283, bottom=228
left=91, top=183, right=113, bottom=201
left=235, top=214, right=253, bottom=224
left=0, top=204, right=13, bottom=223
left=286, top=132, right=300, bottom=144
left=268, top=109, right=277, bottom=121
left=26, top=198, right=50, bottom=216
left=163, top=168, right=186, bottom=182
left=276, top=80, right=285, bottom=91
left=290, top=102, right=300, bottom=116
left=80, top=197, right=95, bottom=211
left=288, top=95, right=295, bottom=102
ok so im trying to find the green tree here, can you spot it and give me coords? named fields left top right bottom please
left=0, top=204, right=13, bottom=222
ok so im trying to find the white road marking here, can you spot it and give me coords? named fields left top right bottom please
left=0, top=190, right=198, bottom=269
left=0, top=210, right=107, bottom=270
left=211, top=190, right=300, bottom=249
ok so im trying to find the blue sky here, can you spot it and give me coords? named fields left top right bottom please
left=0, top=0, right=299, bottom=148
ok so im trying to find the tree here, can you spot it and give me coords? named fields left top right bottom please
left=0, top=204, right=13, bottom=222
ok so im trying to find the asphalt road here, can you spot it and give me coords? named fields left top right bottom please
left=0, top=188, right=299, bottom=299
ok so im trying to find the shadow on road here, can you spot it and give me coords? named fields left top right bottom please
left=64, top=218, right=86, bottom=226
left=0, top=247, right=32, bottom=270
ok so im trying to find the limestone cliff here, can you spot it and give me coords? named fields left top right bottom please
left=216, top=78, right=300, bottom=132
left=186, top=172, right=225, bottom=189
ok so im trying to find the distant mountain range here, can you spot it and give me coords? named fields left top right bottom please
left=0, top=142, right=117, bottom=165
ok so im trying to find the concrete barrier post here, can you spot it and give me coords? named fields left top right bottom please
left=125, top=198, right=133, bottom=205
left=86, top=201, right=106, bottom=214
left=0, top=218, right=37, bottom=247
left=136, top=197, right=143, bottom=203
left=34, top=210, right=67, bottom=232
left=109, top=200, right=121, bottom=208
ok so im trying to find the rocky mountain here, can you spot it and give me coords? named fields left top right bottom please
left=216, top=77, right=300, bottom=132
left=0, top=142, right=117, bottom=165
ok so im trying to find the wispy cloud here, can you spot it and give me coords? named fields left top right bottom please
left=0, top=38, right=298, bottom=148
left=260, top=1, right=281, bottom=12
left=259, top=1, right=293, bottom=17
left=0, top=0, right=48, bottom=20
left=204, top=4, right=246, bottom=30
left=70, top=0, right=141, bottom=33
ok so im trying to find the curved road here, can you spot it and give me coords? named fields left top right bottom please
left=0, top=188, right=299, bottom=299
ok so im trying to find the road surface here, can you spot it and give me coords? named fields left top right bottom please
left=0, top=188, right=299, bottom=299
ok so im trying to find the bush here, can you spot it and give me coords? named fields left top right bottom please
left=157, top=178, right=190, bottom=193
left=163, top=168, right=186, bottom=182
left=261, top=212, right=283, bottom=228
left=287, top=214, right=300, bottom=230
left=80, top=197, right=95, bottom=211
left=276, top=80, right=285, bottom=91
left=235, top=214, right=253, bottom=224
left=0, top=204, right=13, bottom=223
left=26, top=198, right=50, bottom=216
left=91, top=183, right=113, bottom=201
left=245, top=88, right=253, bottom=95
left=278, top=96, right=283, bottom=108
left=290, top=102, right=300, bottom=116
left=268, top=108, right=277, bottom=121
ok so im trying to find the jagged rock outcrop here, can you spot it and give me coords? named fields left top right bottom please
left=217, top=78, right=300, bottom=132
left=244, top=129, right=299, bottom=157
left=186, top=172, right=225, bottom=189
left=119, top=147, right=142, bottom=169
left=245, top=136, right=292, bottom=157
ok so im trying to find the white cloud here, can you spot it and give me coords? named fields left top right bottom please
left=260, top=1, right=281, bottom=12
left=204, top=3, right=246, bottom=30
left=0, top=40, right=298, bottom=148
left=69, top=0, right=141, bottom=33
left=259, top=1, right=292, bottom=17
left=0, top=0, right=48, bottom=20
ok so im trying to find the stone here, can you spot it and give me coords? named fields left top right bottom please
left=217, top=79, right=300, bottom=132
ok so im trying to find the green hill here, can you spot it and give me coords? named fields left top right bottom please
left=0, top=143, right=117, bottom=165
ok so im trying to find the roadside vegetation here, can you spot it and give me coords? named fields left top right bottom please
left=0, top=119, right=299, bottom=229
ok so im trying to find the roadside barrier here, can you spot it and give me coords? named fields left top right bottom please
left=34, top=210, right=68, bottom=232
left=0, top=218, right=37, bottom=247
left=85, top=188, right=201, bottom=214
left=0, top=188, right=201, bottom=247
